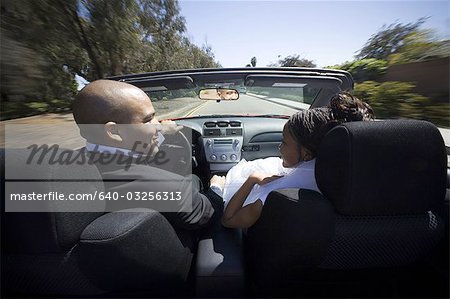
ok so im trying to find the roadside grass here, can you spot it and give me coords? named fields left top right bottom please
left=1, top=99, right=72, bottom=121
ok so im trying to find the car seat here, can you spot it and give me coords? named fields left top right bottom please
left=244, top=119, right=448, bottom=297
left=1, top=147, right=195, bottom=297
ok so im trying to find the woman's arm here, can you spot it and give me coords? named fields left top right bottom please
left=222, top=173, right=282, bottom=228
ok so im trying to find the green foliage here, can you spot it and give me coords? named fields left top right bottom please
left=0, top=29, right=47, bottom=97
left=1, top=0, right=220, bottom=119
left=278, top=54, right=316, bottom=67
left=330, top=19, right=449, bottom=127
left=353, top=81, right=449, bottom=127
left=331, top=59, right=387, bottom=83
left=387, top=30, right=450, bottom=65
left=1, top=0, right=79, bottom=101
left=356, top=18, right=426, bottom=60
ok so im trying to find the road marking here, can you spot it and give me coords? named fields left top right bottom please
left=247, top=93, right=310, bottom=110
left=184, top=101, right=210, bottom=117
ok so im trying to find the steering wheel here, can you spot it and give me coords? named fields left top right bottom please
left=159, top=129, right=192, bottom=176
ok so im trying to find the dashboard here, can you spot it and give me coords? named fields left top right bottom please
left=176, top=116, right=287, bottom=174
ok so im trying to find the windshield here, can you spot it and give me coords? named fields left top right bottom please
left=143, top=82, right=319, bottom=120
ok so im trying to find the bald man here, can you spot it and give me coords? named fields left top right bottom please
left=72, top=80, right=222, bottom=230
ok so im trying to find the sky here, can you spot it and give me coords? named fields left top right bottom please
left=179, top=0, right=449, bottom=68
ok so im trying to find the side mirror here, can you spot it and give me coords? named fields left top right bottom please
left=198, top=88, right=239, bottom=101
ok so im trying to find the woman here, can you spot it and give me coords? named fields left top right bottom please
left=214, top=92, right=374, bottom=228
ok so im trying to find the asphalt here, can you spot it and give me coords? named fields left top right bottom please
left=1, top=102, right=449, bottom=164
left=0, top=113, right=83, bottom=149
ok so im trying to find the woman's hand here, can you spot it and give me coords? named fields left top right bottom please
left=249, top=172, right=283, bottom=185
left=210, top=175, right=226, bottom=188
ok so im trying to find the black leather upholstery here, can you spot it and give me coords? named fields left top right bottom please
left=316, top=120, right=447, bottom=215
left=246, top=189, right=335, bottom=267
left=1, top=148, right=196, bottom=296
left=3, top=148, right=105, bottom=252
left=245, top=120, right=447, bottom=296
left=78, top=208, right=193, bottom=293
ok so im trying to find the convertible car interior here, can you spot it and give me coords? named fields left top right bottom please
left=1, top=68, right=449, bottom=298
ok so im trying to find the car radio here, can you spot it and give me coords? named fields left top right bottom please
left=202, top=121, right=243, bottom=168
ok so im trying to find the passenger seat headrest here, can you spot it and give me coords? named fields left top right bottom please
left=316, top=120, right=447, bottom=215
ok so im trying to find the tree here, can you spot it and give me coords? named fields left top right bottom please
left=1, top=0, right=220, bottom=119
left=3, top=0, right=217, bottom=79
left=81, top=0, right=142, bottom=77
left=329, top=59, right=387, bottom=83
left=387, top=30, right=450, bottom=65
left=251, top=56, right=257, bottom=67
left=356, top=18, right=427, bottom=60
left=353, top=80, right=450, bottom=127
left=0, top=0, right=79, bottom=103
left=278, top=54, right=316, bottom=67
left=138, top=0, right=186, bottom=71
left=0, top=29, right=46, bottom=99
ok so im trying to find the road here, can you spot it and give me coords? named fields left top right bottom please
left=1, top=113, right=84, bottom=149
left=185, top=94, right=299, bottom=116
left=1, top=94, right=449, bottom=162
left=0, top=94, right=297, bottom=149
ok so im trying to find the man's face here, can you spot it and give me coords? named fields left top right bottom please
left=118, top=89, right=161, bottom=155
left=217, top=89, right=237, bottom=100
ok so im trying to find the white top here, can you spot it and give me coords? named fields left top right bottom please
left=222, top=157, right=319, bottom=207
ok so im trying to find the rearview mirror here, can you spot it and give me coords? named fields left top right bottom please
left=198, top=88, right=239, bottom=101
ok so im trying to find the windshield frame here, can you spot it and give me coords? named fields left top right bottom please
left=110, top=68, right=354, bottom=120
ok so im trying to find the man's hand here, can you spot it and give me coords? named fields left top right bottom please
left=249, top=172, right=283, bottom=186
left=210, top=175, right=226, bottom=189
left=160, top=120, right=183, bottom=135
left=210, top=175, right=226, bottom=197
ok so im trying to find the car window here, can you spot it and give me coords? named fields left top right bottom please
left=145, top=85, right=319, bottom=119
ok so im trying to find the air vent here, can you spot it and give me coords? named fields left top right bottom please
left=204, top=129, right=221, bottom=136
left=226, top=128, right=242, bottom=136
left=204, top=122, right=217, bottom=128
left=229, top=121, right=241, bottom=127
left=217, top=121, right=229, bottom=127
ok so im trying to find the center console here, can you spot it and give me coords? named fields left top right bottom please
left=202, top=121, right=243, bottom=172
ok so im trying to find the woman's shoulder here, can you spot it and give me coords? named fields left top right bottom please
left=279, top=159, right=316, bottom=182
left=252, top=157, right=283, bottom=173
left=293, top=158, right=316, bottom=171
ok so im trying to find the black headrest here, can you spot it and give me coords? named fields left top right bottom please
left=316, top=120, right=447, bottom=215
left=2, top=148, right=105, bottom=252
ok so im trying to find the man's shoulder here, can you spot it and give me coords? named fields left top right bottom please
left=83, top=151, right=183, bottom=180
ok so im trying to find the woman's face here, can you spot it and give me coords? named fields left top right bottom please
left=279, top=124, right=302, bottom=168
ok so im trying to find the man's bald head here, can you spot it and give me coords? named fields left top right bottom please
left=72, top=80, right=158, bottom=146
left=73, top=79, right=152, bottom=125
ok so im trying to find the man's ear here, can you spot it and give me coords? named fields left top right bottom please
left=104, top=122, right=123, bottom=143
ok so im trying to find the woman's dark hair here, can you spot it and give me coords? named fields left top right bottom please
left=286, top=108, right=334, bottom=157
left=329, top=92, right=375, bottom=121
left=287, top=93, right=374, bottom=158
